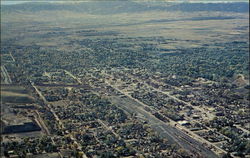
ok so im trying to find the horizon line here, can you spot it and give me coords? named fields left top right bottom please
left=1, top=0, right=249, bottom=6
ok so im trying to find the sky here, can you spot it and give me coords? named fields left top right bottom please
left=1, top=0, right=249, bottom=5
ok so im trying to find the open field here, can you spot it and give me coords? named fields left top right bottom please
left=1, top=85, right=34, bottom=104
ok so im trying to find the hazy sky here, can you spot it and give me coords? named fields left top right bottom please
left=1, top=0, right=249, bottom=5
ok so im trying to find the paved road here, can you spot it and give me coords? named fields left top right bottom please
left=64, top=70, right=82, bottom=84
left=31, top=81, right=87, bottom=158
left=35, top=83, right=90, bottom=88
left=34, top=110, right=50, bottom=135
left=1, top=66, right=12, bottom=84
left=9, top=52, right=16, bottom=62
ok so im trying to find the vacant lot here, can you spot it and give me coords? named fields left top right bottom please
left=1, top=85, right=34, bottom=103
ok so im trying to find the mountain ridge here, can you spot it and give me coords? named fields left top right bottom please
left=1, top=1, right=249, bottom=14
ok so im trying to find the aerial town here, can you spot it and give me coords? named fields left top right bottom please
left=1, top=1, right=249, bottom=158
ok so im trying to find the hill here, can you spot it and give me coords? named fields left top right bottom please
left=1, top=1, right=249, bottom=14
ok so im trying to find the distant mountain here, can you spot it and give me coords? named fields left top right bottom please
left=1, top=1, right=147, bottom=14
left=165, top=2, right=249, bottom=12
left=1, top=1, right=249, bottom=14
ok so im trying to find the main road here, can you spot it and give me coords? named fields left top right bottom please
left=30, top=81, right=87, bottom=158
